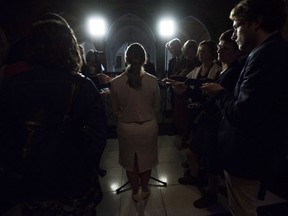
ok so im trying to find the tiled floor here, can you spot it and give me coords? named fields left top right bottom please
left=96, top=135, right=287, bottom=216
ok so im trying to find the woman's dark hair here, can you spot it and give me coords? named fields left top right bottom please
left=125, top=43, right=146, bottom=89
left=230, top=0, right=286, bottom=33
left=182, top=39, right=198, bottom=58
left=37, top=12, right=69, bottom=27
left=27, top=20, right=82, bottom=72
left=219, top=29, right=239, bottom=50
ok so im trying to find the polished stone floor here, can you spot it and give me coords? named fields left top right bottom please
left=96, top=135, right=287, bottom=216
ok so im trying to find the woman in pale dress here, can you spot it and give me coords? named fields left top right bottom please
left=110, top=43, right=160, bottom=201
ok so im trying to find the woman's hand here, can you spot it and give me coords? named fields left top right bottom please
left=201, top=83, right=224, bottom=96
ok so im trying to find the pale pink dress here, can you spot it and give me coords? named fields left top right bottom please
left=110, top=72, right=160, bottom=172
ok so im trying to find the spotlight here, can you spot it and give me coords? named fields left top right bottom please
left=158, top=18, right=176, bottom=38
left=87, top=16, right=107, bottom=38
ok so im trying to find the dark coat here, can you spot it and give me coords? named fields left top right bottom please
left=168, top=55, right=187, bottom=77
left=0, top=65, right=107, bottom=200
left=216, top=32, right=288, bottom=181
left=191, top=60, right=242, bottom=173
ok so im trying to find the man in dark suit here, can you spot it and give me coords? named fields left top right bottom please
left=144, top=53, right=156, bottom=76
left=202, top=0, right=288, bottom=215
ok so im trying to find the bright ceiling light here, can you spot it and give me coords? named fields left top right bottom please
left=158, top=18, right=176, bottom=38
left=88, top=17, right=107, bottom=38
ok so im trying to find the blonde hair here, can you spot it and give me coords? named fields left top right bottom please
left=125, top=43, right=146, bottom=89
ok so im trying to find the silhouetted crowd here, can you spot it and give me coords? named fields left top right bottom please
left=1, top=0, right=288, bottom=216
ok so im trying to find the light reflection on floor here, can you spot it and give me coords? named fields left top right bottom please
left=97, top=136, right=287, bottom=216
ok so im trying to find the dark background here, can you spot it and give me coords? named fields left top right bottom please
left=0, top=0, right=239, bottom=43
left=1, top=0, right=288, bottom=205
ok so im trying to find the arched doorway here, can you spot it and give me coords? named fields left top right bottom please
left=105, top=13, right=156, bottom=73
left=80, top=14, right=211, bottom=75
left=163, top=16, right=211, bottom=72
left=179, top=16, right=211, bottom=43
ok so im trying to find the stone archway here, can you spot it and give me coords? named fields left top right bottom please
left=105, top=13, right=156, bottom=73
left=81, top=14, right=212, bottom=74
left=163, top=15, right=211, bottom=72
left=178, top=16, right=211, bottom=43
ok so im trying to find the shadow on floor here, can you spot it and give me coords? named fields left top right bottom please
left=108, top=122, right=177, bottom=139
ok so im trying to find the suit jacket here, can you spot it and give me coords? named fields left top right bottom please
left=216, top=32, right=288, bottom=180
left=168, top=55, right=187, bottom=77
left=110, top=71, right=160, bottom=123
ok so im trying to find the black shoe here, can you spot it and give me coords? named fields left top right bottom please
left=178, top=176, right=199, bottom=186
left=97, top=168, right=107, bottom=177
left=193, top=193, right=217, bottom=208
